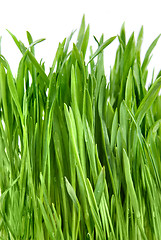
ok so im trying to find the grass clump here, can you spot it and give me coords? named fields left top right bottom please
left=1, top=15, right=161, bottom=239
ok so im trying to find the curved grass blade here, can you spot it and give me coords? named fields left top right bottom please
left=81, top=24, right=90, bottom=59
left=135, top=76, right=161, bottom=125
left=94, top=167, right=105, bottom=206
left=76, top=14, right=85, bottom=51
left=86, top=178, right=105, bottom=239
left=28, top=37, right=46, bottom=50
left=142, top=34, right=161, bottom=75
left=120, top=22, right=126, bottom=47
left=124, top=100, right=161, bottom=190
left=16, top=54, right=27, bottom=107
left=123, top=149, right=140, bottom=218
left=0, top=63, right=10, bottom=136
left=65, top=177, right=80, bottom=213
left=6, top=29, right=26, bottom=54
left=125, top=68, right=133, bottom=109
left=111, top=108, right=118, bottom=151
left=136, top=26, right=143, bottom=65
left=88, top=36, right=116, bottom=64
left=7, top=63, right=23, bottom=125
left=26, top=50, right=49, bottom=87
left=37, top=198, right=55, bottom=240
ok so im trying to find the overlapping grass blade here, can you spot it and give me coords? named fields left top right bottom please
left=1, top=16, right=161, bottom=240
left=88, top=35, right=116, bottom=64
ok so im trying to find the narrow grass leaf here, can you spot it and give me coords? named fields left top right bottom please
left=142, top=34, right=161, bottom=74
left=26, top=50, right=49, bottom=87
left=37, top=198, right=55, bottom=240
left=52, top=203, right=65, bottom=240
left=88, top=36, right=116, bottom=64
left=111, top=108, right=118, bottom=151
left=16, top=54, right=26, bottom=106
left=86, top=178, right=105, bottom=239
left=76, top=14, right=85, bottom=51
left=123, top=148, right=140, bottom=218
left=28, top=37, right=46, bottom=50
left=0, top=63, right=10, bottom=136
left=7, top=64, right=23, bottom=124
left=125, top=68, right=133, bottom=109
left=135, top=76, right=161, bottom=125
left=81, top=24, right=90, bottom=59
left=84, top=118, right=97, bottom=181
left=120, top=22, right=126, bottom=47
left=65, top=177, right=80, bottom=213
left=7, top=29, right=26, bottom=54
left=94, top=167, right=105, bottom=206
left=136, top=26, right=143, bottom=65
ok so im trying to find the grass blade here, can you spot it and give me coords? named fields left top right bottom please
left=88, top=36, right=116, bottom=64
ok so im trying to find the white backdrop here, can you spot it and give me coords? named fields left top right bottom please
left=0, top=0, right=161, bottom=85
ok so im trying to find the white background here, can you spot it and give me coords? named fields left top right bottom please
left=0, top=0, right=161, bottom=84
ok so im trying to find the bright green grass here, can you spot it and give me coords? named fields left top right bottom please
left=1, top=15, right=161, bottom=239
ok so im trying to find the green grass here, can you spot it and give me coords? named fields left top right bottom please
left=1, top=15, right=161, bottom=239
